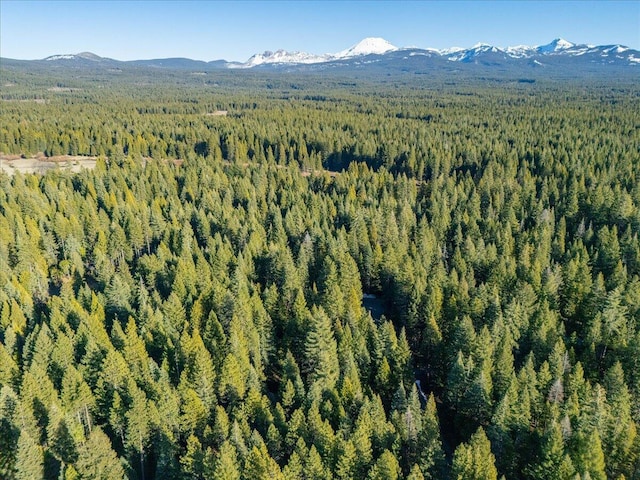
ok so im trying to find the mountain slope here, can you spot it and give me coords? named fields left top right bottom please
left=5, top=38, right=639, bottom=76
left=334, top=37, right=398, bottom=58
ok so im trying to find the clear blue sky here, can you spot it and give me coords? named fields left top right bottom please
left=1, top=0, right=639, bottom=61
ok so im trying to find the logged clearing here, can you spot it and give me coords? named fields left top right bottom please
left=0, top=154, right=97, bottom=176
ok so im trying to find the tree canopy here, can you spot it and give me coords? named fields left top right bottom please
left=0, top=67, right=639, bottom=479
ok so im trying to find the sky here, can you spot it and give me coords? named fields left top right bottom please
left=1, top=0, right=639, bottom=61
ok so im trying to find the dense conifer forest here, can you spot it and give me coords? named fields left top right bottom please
left=1, top=67, right=639, bottom=479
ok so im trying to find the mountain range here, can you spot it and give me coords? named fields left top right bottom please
left=4, top=37, right=639, bottom=75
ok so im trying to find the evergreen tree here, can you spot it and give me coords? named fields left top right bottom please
left=368, top=449, right=401, bottom=480
left=212, top=441, right=241, bottom=480
left=15, top=430, right=44, bottom=480
left=75, top=427, right=126, bottom=480
left=126, top=386, right=152, bottom=479
left=524, top=422, right=575, bottom=480
left=304, top=306, right=340, bottom=400
left=417, top=394, right=446, bottom=479
left=451, top=427, right=498, bottom=480
left=570, top=429, right=606, bottom=480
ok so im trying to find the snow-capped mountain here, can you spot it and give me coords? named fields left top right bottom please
left=504, top=45, right=536, bottom=58
left=435, top=38, right=637, bottom=63
left=230, top=37, right=398, bottom=68
left=446, top=43, right=505, bottom=62
left=435, top=37, right=577, bottom=60
left=433, top=38, right=639, bottom=66
left=45, top=54, right=78, bottom=61
left=334, top=37, right=398, bottom=58
left=18, top=37, right=640, bottom=73
left=229, top=37, right=638, bottom=68
left=536, top=38, right=575, bottom=53
left=44, top=52, right=106, bottom=62
left=238, top=50, right=331, bottom=68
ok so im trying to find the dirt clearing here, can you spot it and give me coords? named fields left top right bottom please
left=0, top=154, right=97, bottom=176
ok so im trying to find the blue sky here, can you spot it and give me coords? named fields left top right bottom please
left=1, top=1, right=639, bottom=61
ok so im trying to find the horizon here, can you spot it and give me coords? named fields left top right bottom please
left=7, top=35, right=635, bottom=64
left=1, top=1, right=639, bottom=62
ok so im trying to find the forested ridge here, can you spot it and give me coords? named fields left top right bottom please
left=0, top=70, right=639, bottom=479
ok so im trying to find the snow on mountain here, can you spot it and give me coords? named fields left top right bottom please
left=471, top=43, right=498, bottom=50
left=536, top=38, right=575, bottom=53
left=504, top=45, right=536, bottom=58
left=334, top=37, right=398, bottom=58
left=39, top=38, right=639, bottom=70
left=601, top=45, right=630, bottom=54
left=439, top=46, right=465, bottom=55
left=233, top=37, right=397, bottom=68
left=45, top=54, right=78, bottom=61
left=44, top=52, right=106, bottom=62
left=446, top=43, right=504, bottom=62
left=238, top=49, right=330, bottom=68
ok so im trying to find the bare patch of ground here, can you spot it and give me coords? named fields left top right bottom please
left=1, top=98, right=48, bottom=104
left=47, top=87, right=80, bottom=92
left=0, top=154, right=97, bottom=176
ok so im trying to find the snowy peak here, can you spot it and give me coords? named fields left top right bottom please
left=504, top=45, right=536, bottom=58
left=44, top=52, right=107, bottom=62
left=470, top=43, right=502, bottom=54
left=446, top=43, right=506, bottom=62
left=45, top=52, right=97, bottom=61
left=37, top=38, right=639, bottom=71
left=536, top=38, right=575, bottom=53
left=77, top=52, right=103, bottom=60
left=241, top=49, right=329, bottom=67
left=235, top=37, right=398, bottom=68
left=602, top=45, right=629, bottom=54
left=45, top=54, right=78, bottom=61
left=335, top=37, right=398, bottom=58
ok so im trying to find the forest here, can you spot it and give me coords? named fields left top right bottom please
left=0, top=66, right=639, bottom=479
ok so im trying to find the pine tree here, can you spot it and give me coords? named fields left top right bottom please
left=352, top=409, right=374, bottom=478
left=212, top=441, right=241, bottom=480
left=524, top=422, right=575, bottom=480
left=335, top=436, right=358, bottom=480
left=0, top=386, right=20, bottom=478
left=368, top=449, right=401, bottom=480
left=126, top=386, right=152, bottom=480
left=304, top=306, right=339, bottom=400
left=218, top=352, right=247, bottom=405
left=304, top=444, right=329, bottom=480
left=282, top=450, right=304, bottom=480
left=180, top=434, right=204, bottom=479
left=570, top=429, right=606, bottom=480
left=603, top=362, right=638, bottom=478
left=181, top=330, right=217, bottom=409
left=75, top=427, right=125, bottom=479
left=48, top=417, right=78, bottom=467
left=451, top=427, right=498, bottom=480
left=407, top=463, right=425, bottom=480
left=418, top=394, right=446, bottom=479
left=15, top=430, right=44, bottom=480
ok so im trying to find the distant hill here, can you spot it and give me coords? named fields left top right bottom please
left=2, top=37, right=638, bottom=78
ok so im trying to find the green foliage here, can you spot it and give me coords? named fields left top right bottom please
left=0, top=70, right=639, bottom=479
left=212, top=441, right=241, bottom=480
left=369, top=449, right=401, bottom=480
left=304, top=306, right=340, bottom=400
left=451, top=428, right=497, bottom=480
left=74, top=428, right=125, bottom=479
left=15, top=430, right=44, bottom=480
